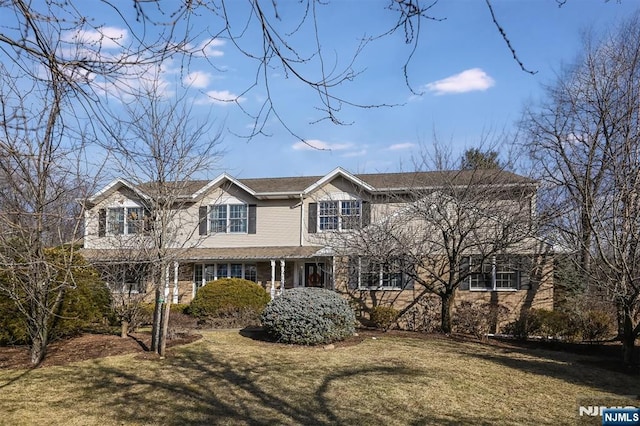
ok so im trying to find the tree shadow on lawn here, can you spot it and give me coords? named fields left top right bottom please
left=61, top=342, right=423, bottom=425
left=461, top=339, right=640, bottom=397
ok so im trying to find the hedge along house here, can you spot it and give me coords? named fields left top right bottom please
left=81, top=167, right=553, bottom=329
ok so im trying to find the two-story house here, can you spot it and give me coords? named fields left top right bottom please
left=81, top=167, right=553, bottom=326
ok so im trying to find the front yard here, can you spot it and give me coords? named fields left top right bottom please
left=0, top=330, right=637, bottom=425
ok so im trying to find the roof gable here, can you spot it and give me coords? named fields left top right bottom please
left=88, top=168, right=535, bottom=204
left=87, top=178, right=149, bottom=206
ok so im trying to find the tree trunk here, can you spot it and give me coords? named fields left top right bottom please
left=158, top=302, right=171, bottom=358
left=30, top=332, right=47, bottom=366
left=121, top=320, right=129, bottom=338
left=150, top=286, right=162, bottom=353
left=440, top=292, right=455, bottom=334
left=621, top=307, right=637, bottom=365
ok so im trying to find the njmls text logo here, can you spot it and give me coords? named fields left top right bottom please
left=602, top=408, right=640, bottom=425
left=579, top=406, right=638, bottom=417
left=578, top=406, right=640, bottom=425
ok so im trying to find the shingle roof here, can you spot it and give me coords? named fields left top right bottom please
left=126, top=169, right=534, bottom=200
left=355, top=169, right=535, bottom=189
left=237, top=169, right=533, bottom=194
left=81, top=246, right=325, bottom=261
left=238, top=176, right=319, bottom=193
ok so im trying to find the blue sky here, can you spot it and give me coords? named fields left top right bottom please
left=4, top=1, right=638, bottom=180
left=190, top=0, right=637, bottom=178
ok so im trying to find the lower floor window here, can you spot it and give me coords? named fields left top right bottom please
left=194, top=262, right=258, bottom=288
left=100, top=264, right=148, bottom=294
left=465, top=255, right=520, bottom=290
left=109, top=281, right=145, bottom=294
left=349, top=257, right=412, bottom=290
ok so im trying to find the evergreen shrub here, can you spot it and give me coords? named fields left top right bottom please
left=260, top=287, right=356, bottom=345
left=0, top=250, right=112, bottom=345
left=453, top=301, right=510, bottom=338
left=190, top=278, right=270, bottom=326
left=369, top=305, right=399, bottom=331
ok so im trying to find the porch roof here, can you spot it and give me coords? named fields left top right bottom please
left=81, top=246, right=327, bottom=262
left=180, top=246, right=326, bottom=261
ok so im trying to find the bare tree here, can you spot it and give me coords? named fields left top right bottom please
left=92, top=79, right=223, bottom=356
left=523, top=14, right=640, bottom=363
left=0, top=67, right=93, bottom=364
left=327, top=149, right=540, bottom=333
left=0, top=0, right=197, bottom=365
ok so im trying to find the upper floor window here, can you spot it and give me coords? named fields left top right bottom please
left=107, top=207, right=144, bottom=235
left=319, top=200, right=361, bottom=231
left=209, top=204, right=247, bottom=233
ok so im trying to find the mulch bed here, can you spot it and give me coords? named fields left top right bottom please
left=0, top=332, right=202, bottom=370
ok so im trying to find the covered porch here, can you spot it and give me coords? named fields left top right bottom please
left=180, top=246, right=336, bottom=301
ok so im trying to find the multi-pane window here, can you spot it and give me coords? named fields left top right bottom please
left=217, top=263, right=228, bottom=278
left=107, top=207, right=145, bottom=235
left=341, top=200, right=361, bottom=229
left=209, top=205, right=227, bottom=233
left=209, top=204, right=247, bottom=233
left=229, top=205, right=247, bottom=233
left=107, top=208, right=125, bottom=235
left=495, top=258, right=519, bottom=289
left=194, top=263, right=258, bottom=288
left=352, top=257, right=410, bottom=290
left=230, top=263, right=243, bottom=278
left=319, top=201, right=339, bottom=230
left=127, top=207, right=144, bottom=234
left=106, top=265, right=147, bottom=293
left=319, top=200, right=361, bottom=231
left=194, top=264, right=204, bottom=290
left=465, top=256, right=520, bottom=290
left=244, top=265, right=257, bottom=282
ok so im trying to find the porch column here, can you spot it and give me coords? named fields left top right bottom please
left=331, top=256, right=336, bottom=290
left=163, top=263, right=170, bottom=300
left=280, top=259, right=285, bottom=295
left=270, top=260, right=276, bottom=299
left=172, top=261, right=179, bottom=304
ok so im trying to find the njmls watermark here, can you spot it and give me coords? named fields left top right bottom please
left=578, top=396, right=640, bottom=425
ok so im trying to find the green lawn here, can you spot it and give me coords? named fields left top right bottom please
left=0, top=331, right=637, bottom=425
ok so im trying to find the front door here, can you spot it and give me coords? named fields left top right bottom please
left=304, top=263, right=325, bottom=287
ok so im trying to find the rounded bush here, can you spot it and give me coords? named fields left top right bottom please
left=578, top=309, right=614, bottom=342
left=260, top=287, right=356, bottom=345
left=190, top=278, right=270, bottom=323
left=370, top=306, right=399, bottom=331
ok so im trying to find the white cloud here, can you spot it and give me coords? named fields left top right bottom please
left=292, top=139, right=352, bottom=151
left=184, top=71, right=212, bottom=88
left=62, top=27, right=128, bottom=49
left=190, top=38, right=225, bottom=57
left=199, top=90, right=245, bottom=105
left=386, top=142, right=415, bottom=151
left=425, top=68, right=495, bottom=95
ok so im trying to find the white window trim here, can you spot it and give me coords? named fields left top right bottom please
left=106, top=206, right=145, bottom=236
left=467, top=255, right=520, bottom=292
left=208, top=203, right=248, bottom=234
left=109, top=282, right=142, bottom=294
left=356, top=257, right=406, bottom=291
left=194, top=262, right=257, bottom=287
left=318, top=199, right=362, bottom=232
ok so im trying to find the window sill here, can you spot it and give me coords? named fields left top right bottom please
left=469, top=288, right=519, bottom=292
left=208, top=232, right=248, bottom=235
left=357, top=287, right=404, bottom=291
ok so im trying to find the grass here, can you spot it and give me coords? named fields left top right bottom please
left=0, top=330, right=638, bottom=425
